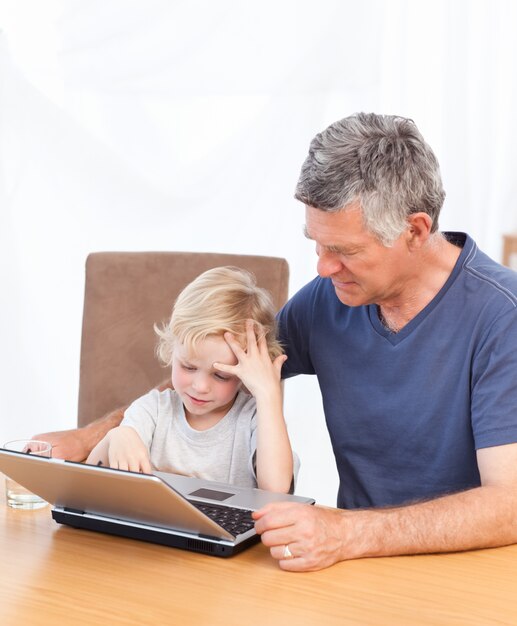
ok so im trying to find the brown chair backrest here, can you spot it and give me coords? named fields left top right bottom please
left=77, top=252, right=289, bottom=427
left=502, top=234, right=517, bottom=269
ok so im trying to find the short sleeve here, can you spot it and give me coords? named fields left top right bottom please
left=121, top=389, right=162, bottom=449
left=471, top=308, right=517, bottom=449
left=277, top=278, right=321, bottom=378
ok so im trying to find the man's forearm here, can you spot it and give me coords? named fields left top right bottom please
left=34, top=406, right=126, bottom=461
left=34, top=379, right=172, bottom=462
left=80, top=406, right=126, bottom=456
left=76, top=378, right=172, bottom=458
left=346, top=485, right=517, bottom=560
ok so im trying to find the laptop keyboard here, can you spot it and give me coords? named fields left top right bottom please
left=190, top=501, right=255, bottom=536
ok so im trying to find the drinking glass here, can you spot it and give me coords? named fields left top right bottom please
left=3, top=439, right=52, bottom=509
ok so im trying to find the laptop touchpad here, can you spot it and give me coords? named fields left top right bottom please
left=189, top=488, right=234, bottom=502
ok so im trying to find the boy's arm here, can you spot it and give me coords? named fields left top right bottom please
left=33, top=378, right=172, bottom=461
left=215, top=320, right=293, bottom=493
left=253, top=383, right=293, bottom=493
left=86, top=426, right=152, bottom=473
left=84, top=430, right=111, bottom=466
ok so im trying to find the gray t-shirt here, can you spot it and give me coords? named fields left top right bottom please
left=121, top=388, right=258, bottom=488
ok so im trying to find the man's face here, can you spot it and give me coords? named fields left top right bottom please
left=304, top=203, right=412, bottom=307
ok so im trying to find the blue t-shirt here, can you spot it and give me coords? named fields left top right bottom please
left=278, top=233, right=517, bottom=509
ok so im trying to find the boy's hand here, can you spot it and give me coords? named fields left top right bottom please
left=107, top=426, right=152, bottom=473
left=214, top=320, right=287, bottom=399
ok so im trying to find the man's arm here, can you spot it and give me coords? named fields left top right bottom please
left=33, top=405, right=126, bottom=462
left=33, top=378, right=172, bottom=461
left=253, top=442, right=517, bottom=571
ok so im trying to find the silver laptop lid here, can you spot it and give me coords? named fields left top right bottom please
left=0, top=451, right=234, bottom=540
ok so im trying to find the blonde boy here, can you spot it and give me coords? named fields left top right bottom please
left=87, top=267, right=293, bottom=493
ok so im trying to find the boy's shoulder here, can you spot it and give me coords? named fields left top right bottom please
left=130, top=387, right=178, bottom=412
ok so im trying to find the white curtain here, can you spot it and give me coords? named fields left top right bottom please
left=1, top=0, right=516, bottom=505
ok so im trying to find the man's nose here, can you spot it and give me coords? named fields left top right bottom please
left=317, top=250, right=344, bottom=278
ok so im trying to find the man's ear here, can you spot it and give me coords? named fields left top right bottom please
left=405, top=213, right=433, bottom=249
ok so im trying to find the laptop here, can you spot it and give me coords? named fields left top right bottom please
left=0, top=448, right=315, bottom=557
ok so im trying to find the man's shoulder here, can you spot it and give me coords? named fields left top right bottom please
left=460, top=235, right=517, bottom=306
left=283, top=275, right=339, bottom=310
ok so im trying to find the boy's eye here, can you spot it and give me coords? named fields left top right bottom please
left=214, top=373, right=230, bottom=382
left=181, top=364, right=196, bottom=371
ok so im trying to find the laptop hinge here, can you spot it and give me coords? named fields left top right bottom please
left=198, top=533, right=228, bottom=541
left=63, top=506, right=86, bottom=515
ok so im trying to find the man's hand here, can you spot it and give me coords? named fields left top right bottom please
left=32, top=428, right=91, bottom=462
left=255, top=443, right=517, bottom=572
left=253, top=502, right=352, bottom=571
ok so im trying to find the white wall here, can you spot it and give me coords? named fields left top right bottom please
left=1, top=0, right=516, bottom=505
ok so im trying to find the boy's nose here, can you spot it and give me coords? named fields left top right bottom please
left=191, top=374, right=210, bottom=393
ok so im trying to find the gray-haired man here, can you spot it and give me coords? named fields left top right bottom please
left=37, top=113, right=517, bottom=571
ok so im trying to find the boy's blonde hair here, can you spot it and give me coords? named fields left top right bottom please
left=155, top=266, right=283, bottom=366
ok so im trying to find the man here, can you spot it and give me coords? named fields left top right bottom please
left=36, top=113, right=517, bottom=572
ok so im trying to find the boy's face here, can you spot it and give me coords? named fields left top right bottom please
left=171, top=336, right=242, bottom=428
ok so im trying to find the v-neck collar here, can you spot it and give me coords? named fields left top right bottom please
left=368, top=232, right=471, bottom=345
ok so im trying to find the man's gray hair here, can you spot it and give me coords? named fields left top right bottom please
left=294, top=112, right=446, bottom=246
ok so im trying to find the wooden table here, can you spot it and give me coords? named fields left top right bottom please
left=1, top=494, right=517, bottom=625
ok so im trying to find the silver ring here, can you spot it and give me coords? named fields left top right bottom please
left=283, top=544, right=293, bottom=559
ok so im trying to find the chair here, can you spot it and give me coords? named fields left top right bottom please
left=502, top=234, right=517, bottom=270
left=77, top=252, right=289, bottom=427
